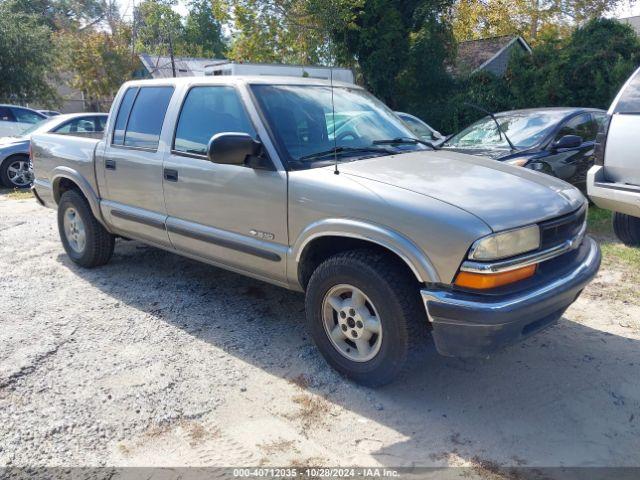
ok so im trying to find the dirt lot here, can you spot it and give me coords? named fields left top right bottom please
left=1, top=189, right=639, bottom=471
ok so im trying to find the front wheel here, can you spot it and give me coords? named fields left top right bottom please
left=613, top=212, right=640, bottom=247
left=305, top=249, right=426, bottom=387
left=58, top=190, right=115, bottom=268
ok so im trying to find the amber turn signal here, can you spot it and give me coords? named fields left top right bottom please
left=455, top=264, right=537, bottom=290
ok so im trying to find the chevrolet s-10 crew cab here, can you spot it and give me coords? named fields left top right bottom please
left=31, top=77, right=601, bottom=386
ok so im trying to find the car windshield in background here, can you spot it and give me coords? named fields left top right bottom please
left=15, top=118, right=55, bottom=137
left=444, top=111, right=568, bottom=150
left=251, top=85, right=427, bottom=165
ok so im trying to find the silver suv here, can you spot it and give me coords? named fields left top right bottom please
left=588, top=66, right=640, bottom=246
left=31, top=77, right=600, bottom=386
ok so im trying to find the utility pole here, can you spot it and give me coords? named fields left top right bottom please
left=168, top=26, right=176, bottom=78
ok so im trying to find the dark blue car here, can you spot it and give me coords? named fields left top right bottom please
left=441, top=107, right=607, bottom=193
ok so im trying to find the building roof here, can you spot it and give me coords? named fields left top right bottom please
left=454, top=35, right=532, bottom=75
left=138, top=54, right=225, bottom=79
left=621, top=16, right=640, bottom=35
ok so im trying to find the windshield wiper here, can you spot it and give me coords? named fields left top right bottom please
left=298, top=146, right=396, bottom=162
left=464, top=103, right=520, bottom=152
left=373, top=137, right=436, bottom=148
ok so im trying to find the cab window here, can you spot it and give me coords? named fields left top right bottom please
left=173, top=86, right=256, bottom=156
left=55, top=116, right=106, bottom=135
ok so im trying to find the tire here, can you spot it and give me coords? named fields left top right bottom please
left=0, top=155, right=31, bottom=189
left=305, top=249, right=427, bottom=387
left=613, top=212, right=640, bottom=247
left=57, top=190, right=115, bottom=268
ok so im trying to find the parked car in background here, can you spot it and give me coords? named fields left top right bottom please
left=0, top=105, right=47, bottom=137
left=395, top=111, right=445, bottom=144
left=31, top=76, right=599, bottom=386
left=0, top=113, right=107, bottom=189
left=588, top=66, right=640, bottom=246
left=441, top=108, right=607, bottom=193
left=38, top=110, right=62, bottom=117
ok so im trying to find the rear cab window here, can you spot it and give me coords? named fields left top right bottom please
left=112, top=86, right=174, bottom=150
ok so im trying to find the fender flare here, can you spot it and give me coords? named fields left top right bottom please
left=51, top=167, right=108, bottom=228
left=290, top=218, right=440, bottom=286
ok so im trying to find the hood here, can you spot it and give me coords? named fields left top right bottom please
left=336, top=150, right=584, bottom=232
left=0, top=136, right=26, bottom=146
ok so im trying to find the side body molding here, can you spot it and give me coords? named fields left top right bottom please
left=51, top=166, right=109, bottom=229
left=290, top=218, right=440, bottom=288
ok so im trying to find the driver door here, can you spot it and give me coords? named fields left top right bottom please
left=162, top=85, right=288, bottom=284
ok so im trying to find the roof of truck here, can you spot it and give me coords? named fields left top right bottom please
left=121, top=75, right=359, bottom=89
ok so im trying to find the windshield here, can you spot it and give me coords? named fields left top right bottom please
left=251, top=85, right=426, bottom=165
left=15, top=117, right=57, bottom=137
left=444, top=111, right=567, bottom=150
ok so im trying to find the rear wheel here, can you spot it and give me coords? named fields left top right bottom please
left=613, top=212, right=640, bottom=247
left=305, top=249, right=426, bottom=387
left=58, top=190, right=115, bottom=267
left=0, top=156, right=31, bottom=188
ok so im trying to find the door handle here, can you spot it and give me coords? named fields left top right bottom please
left=105, top=159, right=116, bottom=170
left=164, top=168, right=178, bottom=182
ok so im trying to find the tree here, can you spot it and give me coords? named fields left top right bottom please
left=0, top=4, right=59, bottom=106
left=4, top=0, right=113, bottom=31
left=451, top=0, right=631, bottom=42
left=134, top=0, right=186, bottom=57
left=183, top=0, right=227, bottom=58
left=57, top=26, right=136, bottom=110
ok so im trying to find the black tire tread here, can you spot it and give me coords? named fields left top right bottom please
left=305, top=248, right=427, bottom=387
left=58, top=190, right=115, bottom=268
left=612, top=212, right=640, bottom=247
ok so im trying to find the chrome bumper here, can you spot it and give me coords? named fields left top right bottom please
left=420, top=237, right=601, bottom=357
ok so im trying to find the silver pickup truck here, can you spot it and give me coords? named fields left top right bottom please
left=31, top=77, right=601, bottom=386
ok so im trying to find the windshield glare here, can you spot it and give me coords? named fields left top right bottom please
left=444, top=112, right=567, bottom=149
left=251, top=85, right=425, bottom=163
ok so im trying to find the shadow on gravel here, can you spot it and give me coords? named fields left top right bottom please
left=59, top=240, right=640, bottom=468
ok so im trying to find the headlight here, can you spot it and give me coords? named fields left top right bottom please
left=469, top=225, right=540, bottom=261
left=505, top=157, right=530, bottom=167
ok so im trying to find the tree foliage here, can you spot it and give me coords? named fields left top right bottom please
left=57, top=26, right=136, bottom=111
left=433, top=18, right=640, bottom=133
left=0, top=3, right=59, bottom=106
left=451, top=0, right=630, bottom=42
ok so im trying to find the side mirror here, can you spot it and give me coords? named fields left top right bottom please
left=207, top=132, right=263, bottom=167
left=552, top=135, right=582, bottom=150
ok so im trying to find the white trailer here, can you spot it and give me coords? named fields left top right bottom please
left=204, top=62, right=355, bottom=84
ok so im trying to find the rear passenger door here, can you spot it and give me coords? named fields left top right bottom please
left=606, top=70, right=640, bottom=186
left=99, top=86, right=174, bottom=247
left=162, top=85, right=288, bottom=284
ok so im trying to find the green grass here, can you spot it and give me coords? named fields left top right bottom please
left=588, top=206, right=640, bottom=269
left=1, top=187, right=33, bottom=200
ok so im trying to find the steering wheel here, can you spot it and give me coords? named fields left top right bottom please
left=337, top=130, right=358, bottom=142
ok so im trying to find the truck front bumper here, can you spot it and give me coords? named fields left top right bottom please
left=421, top=237, right=601, bottom=357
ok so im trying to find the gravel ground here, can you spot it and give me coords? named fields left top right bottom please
left=1, top=192, right=639, bottom=471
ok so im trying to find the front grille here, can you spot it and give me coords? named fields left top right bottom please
left=539, top=206, right=586, bottom=250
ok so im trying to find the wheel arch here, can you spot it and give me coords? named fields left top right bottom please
left=291, top=219, right=440, bottom=290
left=51, top=167, right=108, bottom=229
